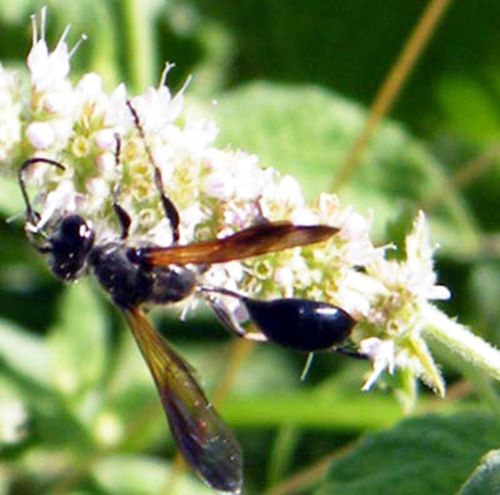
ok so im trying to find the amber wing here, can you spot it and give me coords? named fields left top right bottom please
left=142, top=222, right=337, bottom=266
left=124, top=308, right=242, bottom=494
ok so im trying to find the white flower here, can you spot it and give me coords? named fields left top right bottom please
left=85, top=177, right=110, bottom=213
left=203, top=149, right=270, bottom=204
left=360, top=338, right=396, bottom=391
left=32, top=180, right=77, bottom=231
left=290, top=207, right=318, bottom=226
left=141, top=219, right=170, bottom=246
left=404, top=211, right=451, bottom=300
left=335, top=270, right=384, bottom=317
left=27, top=14, right=74, bottom=118
left=203, top=167, right=235, bottom=200
left=26, top=121, right=55, bottom=149
left=104, top=83, right=129, bottom=128
left=28, top=30, right=70, bottom=93
left=179, top=203, right=206, bottom=240
left=274, top=266, right=295, bottom=296
left=260, top=174, right=305, bottom=220
left=0, top=64, right=21, bottom=165
left=232, top=152, right=269, bottom=201
left=76, top=72, right=104, bottom=102
left=130, top=84, right=183, bottom=135
left=94, top=130, right=118, bottom=152
left=370, top=211, right=450, bottom=303
left=182, top=116, right=218, bottom=151
left=316, top=194, right=382, bottom=267
left=25, top=9, right=78, bottom=156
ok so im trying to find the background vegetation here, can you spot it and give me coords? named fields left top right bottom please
left=0, top=1, right=499, bottom=494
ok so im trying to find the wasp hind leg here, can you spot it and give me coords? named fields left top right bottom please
left=204, top=293, right=268, bottom=342
left=330, top=346, right=369, bottom=360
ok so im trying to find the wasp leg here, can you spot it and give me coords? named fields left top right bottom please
left=126, top=99, right=180, bottom=243
left=157, top=185, right=180, bottom=244
left=111, top=133, right=132, bottom=240
left=204, top=293, right=268, bottom=342
left=26, top=230, right=51, bottom=253
left=113, top=203, right=132, bottom=240
left=330, top=346, right=369, bottom=360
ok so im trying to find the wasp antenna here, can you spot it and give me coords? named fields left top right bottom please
left=18, top=157, right=65, bottom=225
left=126, top=100, right=150, bottom=154
left=112, top=132, right=123, bottom=198
left=159, top=61, right=175, bottom=88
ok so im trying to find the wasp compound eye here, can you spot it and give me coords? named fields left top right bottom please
left=242, top=298, right=356, bottom=352
left=49, top=215, right=95, bottom=281
left=59, top=215, right=92, bottom=240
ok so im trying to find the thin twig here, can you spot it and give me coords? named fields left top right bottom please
left=422, top=145, right=500, bottom=210
left=332, top=0, right=453, bottom=190
left=213, top=339, right=256, bottom=405
left=264, top=443, right=357, bottom=495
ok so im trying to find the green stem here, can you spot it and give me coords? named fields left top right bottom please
left=267, top=426, right=300, bottom=487
left=88, top=2, right=121, bottom=88
left=123, top=0, right=156, bottom=91
left=421, top=303, right=500, bottom=382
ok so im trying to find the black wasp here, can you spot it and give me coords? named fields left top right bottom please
left=18, top=101, right=361, bottom=494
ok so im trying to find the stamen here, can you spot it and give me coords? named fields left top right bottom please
left=30, top=13, right=37, bottom=44
left=40, top=5, right=47, bottom=41
left=57, top=24, right=71, bottom=51
left=69, top=33, right=88, bottom=59
left=158, top=62, right=175, bottom=88
left=177, top=74, right=193, bottom=96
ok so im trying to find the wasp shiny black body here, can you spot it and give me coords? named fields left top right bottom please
left=18, top=101, right=362, bottom=494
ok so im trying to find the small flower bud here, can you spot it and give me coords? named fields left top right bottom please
left=27, top=121, right=55, bottom=149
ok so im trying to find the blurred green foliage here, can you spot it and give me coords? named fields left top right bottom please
left=0, top=1, right=499, bottom=494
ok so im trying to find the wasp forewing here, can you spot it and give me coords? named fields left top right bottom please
left=141, top=222, right=337, bottom=266
left=125, top=309, right=242, bottom=494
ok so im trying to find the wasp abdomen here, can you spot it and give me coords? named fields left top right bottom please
left=243, top=298, right=356, bottom=352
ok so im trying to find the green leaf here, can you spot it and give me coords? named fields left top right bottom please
left=91, top=454, right=214, bottom=495
left=0, top=317, right=52, bottom=390
left=315, top=412, right=500, bottom=495
left=0, top=176, right=24, bottom=217
left=222, top=391, right=403, bottom=430
left=0, top=0, right=32, bottom=24
left=214, top=83, right=481, bottom=258
left=468, top=261, right=500, bottom=345
left=436, top=77, right=500, bottom=144
left=458, top=449, right=500, bottom=495
left=47, top=280, right=108, bottom=396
